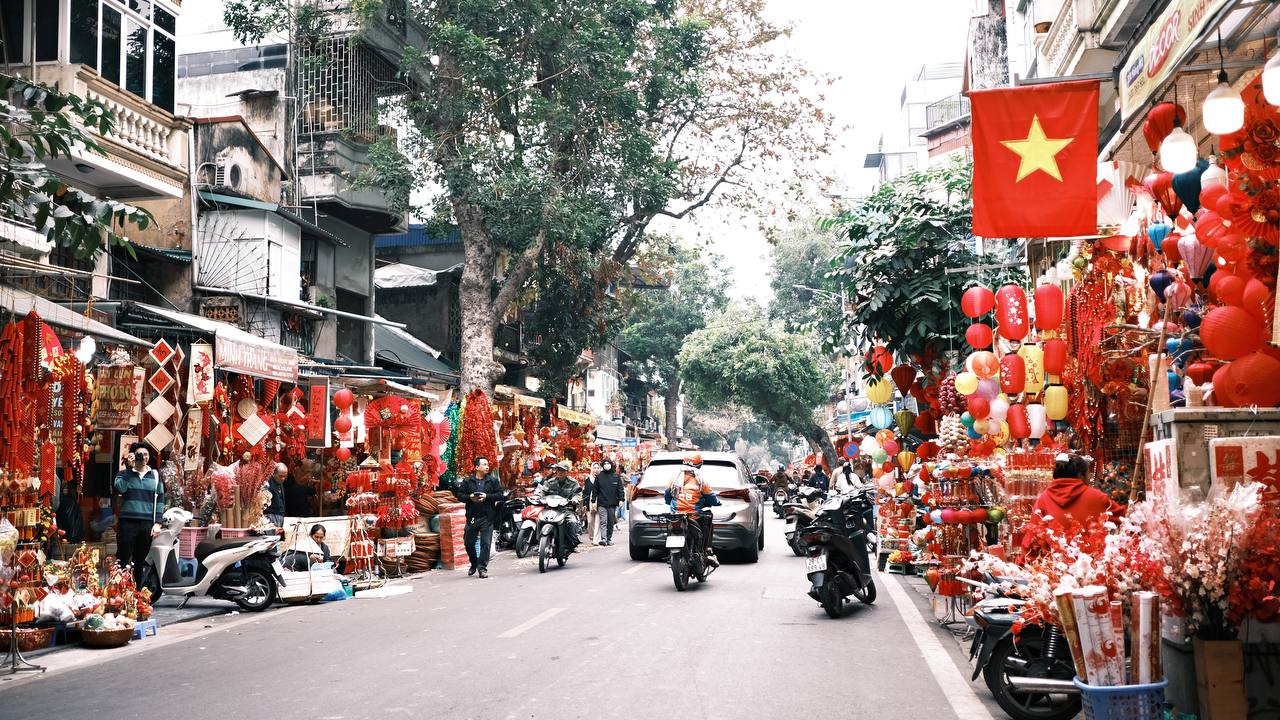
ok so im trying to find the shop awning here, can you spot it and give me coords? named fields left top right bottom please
left=494, top=384, right=545, bottom=407
left=0, top=285, right=149, bottom=346
left=557, top=406, right=595, bottom=426
left=373, top=323, right=458, bottom=379
left=131, top=302, right=300, bottom=382
left=340, top=376, right=440, bottom=401
left=374, top=262, right=462, bottom=289
left=196, top=285, right=404, bottom=328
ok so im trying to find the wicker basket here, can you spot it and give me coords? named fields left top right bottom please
left=82, top=627, right=133, bottom=649
left=0, top=626, right=54, bottom=652
left=179, top=526, right=209, bottom=558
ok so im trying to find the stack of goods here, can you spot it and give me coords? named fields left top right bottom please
left=438, top=507, right=469, bottom=571
left=405, top=490, right=442, bottom=572
left=997, top=453, right=1054, bottom=555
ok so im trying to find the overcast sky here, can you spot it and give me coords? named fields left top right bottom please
left=689, top=0, right=975, bottom=302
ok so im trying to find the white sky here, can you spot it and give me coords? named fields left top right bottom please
left=683, top=0, right=975, bottom=302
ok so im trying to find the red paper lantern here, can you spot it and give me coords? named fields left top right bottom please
left=967, top=396, right=990, bottom=420
left=965, top=323, right=993, bottom=350
left=1142, top=102, right=1186, bottom=152
left=1224, top=352, right=1280, bottom=407
left=1042, top=339, right=1068, bottom=376
left=999, top=353, right=1026, bottom=395
left=971, top=508, right=989, bottom=524
left=1212, top=363, right=1239, bottom=407
left=1242, top=278, right=1272, bottom=320
left=865, top=346, right=893, bottom=376
left=955, top=509, right=974, bottom=525
left=890, top=364, right=917, bottom=396
left=914, top=411, right=937, bottom=436
left=916, top=441, right=937, bottom=460
left=1200, top=184, right=1228, bottom=215
left=1163, top=233, right=1183, bottom=266
left=995, top=284, right=1029, bottom=341
left=334, top=414, right=353, bottom=434
left=961, top=286, right=996, bottom=318
left=1144, top=172, right=1182, bottom=218
left=1033, top=284, right=1064, bottom=331
left=970, top=351, right=999, bottom=379
left=333, top=388, right=355, bottom=410
left=335, top=447, right=351, bottom=461
left=1201, top=306, right=1264, bottom=360
left=1007, top=404, right=1031, bottom=439
left=1216, top=274, right=1245, bottom=306
left=1186, top=361, right=1216, bottom=386
left=940, top=509, right=959, bottom=524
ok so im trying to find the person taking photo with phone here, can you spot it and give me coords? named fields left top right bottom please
left=453, top=457, right=502, bottom=578
left=114, top=441, right=165, bottom=588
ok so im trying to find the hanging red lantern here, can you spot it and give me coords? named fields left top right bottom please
left=1042, top=339, right=1068, bottom=376
left=1200, top=184, right=1228, bottom=215
left=914, top=410, right=937, bottom=436
left=961, top=286, right=996, bottom=318
left=916, top=441, right=937, bottom=460
left=999, top=353, right=1026, bottom=395
left=1144, top=172, right=1183, bottom=219
left=1215, top=274, right=1246, bottom=307
left=1163, top=233, right=1183, bottom=266
left=1212, top=363, right=1239, bottom=407
left=335, top=447, right=351, bottom=461
left=1242, top=278, right=1272, bottom=320
left=1033, top=284, right=1064, bottom=331
left=1142, top=102, right=1186, bottom=152
left=864, top=346, right=893, bottom=376
left=965, top=323, right=993, bottom=350
left=995, top=284, right=1029, bottom=341
left=1186, top=361, right=1216, bottom=386
left=333, top=388, right=355, bottom=410
left=1007, top=404, right=1031, bottom=439
left=1224, top=352, right=1280, bottom=407
left=890, top=364, right=917, bottom=396
left=334, top=414, right=353, bottom=434
left=1201, top=306, right=1264, bottom=360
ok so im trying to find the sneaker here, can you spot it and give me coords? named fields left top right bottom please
left=478, top=569, right=488, bottom=579
left=468, top=565, right=477, bottom=576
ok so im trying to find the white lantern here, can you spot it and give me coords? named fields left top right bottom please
left=75, top=336, right=96, bottom=364
left=1159, top=125, right=1198, bottom=173
left=1027, top=404, right=1047, bottom=439
left=1203, top=72, right=1245, bottom=135
left=1201, top=155, right=1227, bottom=189
left=1263, top=49, right=1280, bottom=106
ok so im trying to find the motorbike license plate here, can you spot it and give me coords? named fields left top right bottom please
left=665, top=535, right=685, bottom=549
left=805, top=554, right=827, bottom=573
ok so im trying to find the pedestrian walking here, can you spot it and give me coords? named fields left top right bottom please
left=113, top=442, right=164, bottom=588
left=585, top=461, right=601, bottom=544
left=591, top=459, right=626, bottom=545
left=453, top=457, right=503, bottom=578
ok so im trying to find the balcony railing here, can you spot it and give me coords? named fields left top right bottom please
left=925, top=94, right=970, bottom=131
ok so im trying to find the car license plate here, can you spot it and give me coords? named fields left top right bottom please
left=665, top=535, right=685, bottom=549
left=805, top=554, right=827, bottom=573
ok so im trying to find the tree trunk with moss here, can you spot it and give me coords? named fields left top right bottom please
left=663, top=371, right=681, bottom=451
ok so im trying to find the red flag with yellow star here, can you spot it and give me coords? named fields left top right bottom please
left=971, top=80, right=1099, bottom=237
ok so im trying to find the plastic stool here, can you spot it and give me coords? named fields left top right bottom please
left=133, top=618, right=158, bottom=640
left=178, top=558, right=198, bottom=578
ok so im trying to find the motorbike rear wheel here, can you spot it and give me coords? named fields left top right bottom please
left=671, top=552, right=689, bottom=591
left=983, top=632, right=1081, bottom=720
left=235, top=568, right=276, bottom=612
left=789, top=531, right=805, bottom=557
left=515, top=528, right=533, bottom=558
left=538, top=535, right=552, bottom=574
left=820, top=582, right=846, bottom=618
left=852, top=576, right=877, bottom=605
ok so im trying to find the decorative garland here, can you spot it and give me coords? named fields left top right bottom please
left=439, top=400, right=461, bottom=489
left=456, top=390, right=497, bottom=476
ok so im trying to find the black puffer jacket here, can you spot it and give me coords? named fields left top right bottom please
left=592, top=471, right=626, bottom=507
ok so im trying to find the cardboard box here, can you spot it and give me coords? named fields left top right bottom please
left=1208, top=436, right=1280, bottom=496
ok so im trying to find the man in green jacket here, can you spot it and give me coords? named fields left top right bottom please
left=114, top=441, right=165, bottom=587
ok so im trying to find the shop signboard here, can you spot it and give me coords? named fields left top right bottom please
left=621, top=437, right=639, bottom=448
left=306, top=379, right=331, bottom=448
left=1119, top=0, right=1232, bottom=121
left=215, top=335, right=299, bottom=383
left=1209, top=436, right=1280, bottom=494
left=1143, top=438, right=1180, bottom=506
left=557, top=406, right=595, bottom=426
left=93, top=364, right=137, bottom=430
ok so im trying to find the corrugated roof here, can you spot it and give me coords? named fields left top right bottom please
left=375, top=224, right=461, bottom=249
left=374, top=323, right=457, bottom=378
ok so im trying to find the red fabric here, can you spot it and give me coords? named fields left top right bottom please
left=971, top=80, right=1099, bottom=237
left=1028, top=476, right=1115, bottom=540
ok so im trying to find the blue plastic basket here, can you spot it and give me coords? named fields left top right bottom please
left=1073, top=677, right=1167, bottom=720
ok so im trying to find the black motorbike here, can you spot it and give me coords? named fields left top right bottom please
left=784, top=486, right=826, bottom=556
left=963, top=575, right=1081, bottom=720
left=494, top=494, right=527, bottom=551
left=652, top=510, right=723, bottom=591
left=804, top=489, right=877, bottom=618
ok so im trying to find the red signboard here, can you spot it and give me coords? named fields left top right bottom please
left=215, top=335, right=298, bottom=382
left=306, top=379, right=331, bottom=448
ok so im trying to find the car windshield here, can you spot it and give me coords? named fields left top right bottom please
left=639, top=462, right=743, bottom=492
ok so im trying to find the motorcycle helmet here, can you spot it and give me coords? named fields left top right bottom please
left=683, top=451, right=703, bottom=468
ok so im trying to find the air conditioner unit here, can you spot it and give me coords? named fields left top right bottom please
left=212, top=148, right=243, bottom=191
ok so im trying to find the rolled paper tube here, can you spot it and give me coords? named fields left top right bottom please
left=1055, top=588, right=1088, bottom=682
left=1071, top=590, right=1099, bottom=685
left=1150, top=595, right=1162, bottom=681
left=1110, top=600, right=1127, bottom=684
left=1134, top=591, right=1154, bottom=684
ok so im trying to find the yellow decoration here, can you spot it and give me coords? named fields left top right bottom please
left=866, top=378, right=894, bottom=405
left=896, top=450, right=916, bottom=472
left=1045, top=385, right=1069, bottom=421
left=954, top=371, right=979, bottom=396
left=1001, top=115, right=1074, bottom=182
left=990, top=420, right=1010, bottom=445
left=1018, top=344, right=1045, bottom=394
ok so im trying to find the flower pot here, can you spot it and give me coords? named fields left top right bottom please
left=1194, top=637, right=1246, bottom=720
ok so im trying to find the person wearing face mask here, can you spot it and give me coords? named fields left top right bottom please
left=114, top=442, right=165, bottom=588
left=591, top=459, right=626, bottom=546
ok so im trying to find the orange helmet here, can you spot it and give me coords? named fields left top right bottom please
left=683, top=451, right=703, bottom=468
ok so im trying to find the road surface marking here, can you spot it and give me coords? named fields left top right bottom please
left=498, top=607, right=565, bottom=638
left=881, top=573, right=996, bottom=720
left=622, top=564, right=646, bottom=575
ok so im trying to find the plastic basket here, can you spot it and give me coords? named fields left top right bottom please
left=178, top=527, right=208, bottom=558
left=219, top=528, right=251, bottom=539
left=1073, top=678, right=1167, bottom=720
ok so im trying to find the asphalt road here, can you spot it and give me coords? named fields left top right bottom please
left=0, top=513, right=1006, bottom=720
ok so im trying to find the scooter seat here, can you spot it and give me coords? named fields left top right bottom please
left=194, top=536, right=268, bottom=563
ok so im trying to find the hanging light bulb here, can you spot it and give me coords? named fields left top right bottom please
left=1264, top=35, right=1280, bottom=105
left=75, top=336, right=96, bottom=364
left=1204, top=71, right=1245, bottom=134
left=1201, top=155, right=1227, bottom=189
left=1160, top=125, right=1198, bottom=173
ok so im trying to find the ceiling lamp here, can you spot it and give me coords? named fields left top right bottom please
left=1203, top=30, right=1244, bottom=134
left=1264, top=34, right=1280, bottom=105
left=1201, top=155, right=1227, bottom=189
left=1160, top=124, right=1198, bottom=173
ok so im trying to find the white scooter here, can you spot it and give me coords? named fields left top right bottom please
left=140, top=508, right=286, bottom=612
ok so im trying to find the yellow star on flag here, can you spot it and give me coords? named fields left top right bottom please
left=1000, top=115, right=1074, bottom=182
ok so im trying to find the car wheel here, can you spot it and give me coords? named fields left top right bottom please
left=629, top=539, right=648, bottom=561
left=757, top=525, right=765, bottom=551
left=741, top=541, right=759, bottom=564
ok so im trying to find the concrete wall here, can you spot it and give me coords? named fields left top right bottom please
left=376, top=283, right=457, bottom=359
left=177, top=68, right=291, bottom=169
left=376, top=245, right=466, bottom=272
left=193, top=120, right=286, bottom=203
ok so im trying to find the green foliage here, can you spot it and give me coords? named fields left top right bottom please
left=0, top=73, right=151, bottom=259
left=820, top=158, right=1022, bottom=362
left=619, top=240, right=729, bottom=393
left=222, top=0, right=330, bottom=45
left=678, top=312, right=837, bottom=442
left=767, top=218, right=841, bottom=333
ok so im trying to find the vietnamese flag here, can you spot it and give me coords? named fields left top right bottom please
left=971, top=80, right=1099, bottom=238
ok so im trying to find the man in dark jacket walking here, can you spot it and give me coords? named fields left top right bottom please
left=591, top=459, right=626, bottom=545
left=453, top=457, right=502, bottom=578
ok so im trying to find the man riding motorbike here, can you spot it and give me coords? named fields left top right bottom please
left=544, top=461, right=584, bottom=536
left=663, top=452, right=721, bottom=567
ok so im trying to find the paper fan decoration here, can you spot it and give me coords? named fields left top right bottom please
left=1097, top=160, right=1145, bottom=226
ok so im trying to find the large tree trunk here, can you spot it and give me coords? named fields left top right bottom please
left=663, top=374, right=681, bottom=451
left=803, top=425, right=838, bottom=470
left=455, top=204, right=504, bottom=395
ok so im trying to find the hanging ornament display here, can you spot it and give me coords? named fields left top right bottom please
left=995, top=284, right=1029, bottom=341
left=961, top=286, right=996, bottom=318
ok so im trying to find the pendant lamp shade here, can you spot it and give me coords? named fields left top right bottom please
left=1203, top=75, right=1245, bottom=135
left=1265, top=51, right=1280, bottom=106
left=1201, top=156, right=1227, bottom=189
left=1159, top=126, right=1198, bottom=173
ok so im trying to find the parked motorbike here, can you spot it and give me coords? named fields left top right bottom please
left=961, top=574, right=1082, bottom=720
left=495, top=493, right=528, bottom=551
left=803, top=489, right=877, bottom=618
left=536, top=494, right=581, bottom=573
left=650, top=510, right=731, bottom=591
left=515, top=498, right=544, bottom=558
left=784, top=486, right=826, bottom=556
left=772, top=482, right=796, bottom=518
left=140, top=508, right=285, bottom=612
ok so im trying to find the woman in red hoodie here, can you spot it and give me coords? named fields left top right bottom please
left=1022, top=454, right=1119, bottom=551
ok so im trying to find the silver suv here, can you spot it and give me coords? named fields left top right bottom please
left=627, top=452, right=764, bottom=562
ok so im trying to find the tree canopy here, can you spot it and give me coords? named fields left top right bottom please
left=767, top=217, right=841, bottom=333
left=678, top=310, right=838, bottom=466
